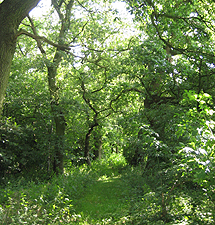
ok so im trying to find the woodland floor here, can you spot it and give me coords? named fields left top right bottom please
left=0, top=156, right=213, bottom=224
left=73, top=175, right=131, bottom=224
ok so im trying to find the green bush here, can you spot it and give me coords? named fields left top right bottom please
left=123, top=125, right=171, bottom=169
left=0, top=118, right=54, bottom=179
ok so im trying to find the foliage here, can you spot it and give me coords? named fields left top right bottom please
left=0, top=169, right=93, bottom=224
left=0, top=117, right=51, bottom=180
left=123, top=124, right=170, bottom=167
left=1, top=0, right=134, bottom=173
left=1, top=154, right=214, bottom=224
left=90, top=153, right=127, bottom=177
left=1, top=0, right=215, bottom=223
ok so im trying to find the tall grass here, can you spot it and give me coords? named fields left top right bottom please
left=0, top=153, right=214, bottom=224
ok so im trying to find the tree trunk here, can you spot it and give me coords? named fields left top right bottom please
left=84, top=132, right=92, bottom=166
left=98, top=142, right=103, bottom=160
left=93, top=128, right=103, bottom=160
left=84, top=121, right=99, bottom=166
left=0, top=0, right=40, bottom=117
left=48, top=65, right=66, bottom=174
left=27, top=1, right=74, bottom=174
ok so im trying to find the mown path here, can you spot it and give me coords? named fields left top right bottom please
left=73, top=176, right=131, bottom=224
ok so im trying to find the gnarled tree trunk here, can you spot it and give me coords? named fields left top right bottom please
left=93, top=128, right=103, bottom=160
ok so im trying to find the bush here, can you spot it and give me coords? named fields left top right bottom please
left=0, top=118, right=52, bottom=179
left=123, top=125, right=171, bottom=169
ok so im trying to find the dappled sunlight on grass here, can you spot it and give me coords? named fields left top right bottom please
left=73, top=174, right=130, bottom=224
left=97, top=175, right=122, bottom=182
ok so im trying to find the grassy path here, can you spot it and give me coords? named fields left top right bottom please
left=73, top=176, right=131, bottom=224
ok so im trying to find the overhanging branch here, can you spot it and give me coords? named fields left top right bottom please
left=16, top=29, right=71, bottom=52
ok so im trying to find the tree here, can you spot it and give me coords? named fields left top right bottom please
left=0, top=0, right=40, bottom=117
left=1, top=0, right=135, bottom=173
left=121, top=0, right=215, bottom=220
left=25, top=0, right=74, bottom=174
left=121, top=0, right=215, bottom=166
left=126, top=0, right=215, bottom=98
left=0, top=51, right=53, bottom=177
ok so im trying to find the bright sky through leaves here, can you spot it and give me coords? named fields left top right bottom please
left=30, top=0, right=134, bottom=22
left=30, top=0, right=51, bottom=17
left=30, top=0, right=137, bottom=39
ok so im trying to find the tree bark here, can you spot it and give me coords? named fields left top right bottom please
left=0, top=0, right=40, bottom=117
left=84, top=121, right=99, bottom=166
left=93, top=128, right=103, bottom=160
left=48, top=64, right=66, bottom=174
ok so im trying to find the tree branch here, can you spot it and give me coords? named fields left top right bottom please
left=81, top=80, right=98, bottom=114
left=16, top=28, right=70, bottom=52
left=27, top=15, right=46, bottom=54
left=70, top=21, right=89, bottom=44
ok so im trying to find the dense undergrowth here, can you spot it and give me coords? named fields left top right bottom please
left=0, top=153, right=214, bottom=224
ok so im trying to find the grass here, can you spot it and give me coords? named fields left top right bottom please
left=0, top=153, right=132, bottom=224
left=73, top=176, right=130, bottom=224
left=0, top=153, right=214, bottom=224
